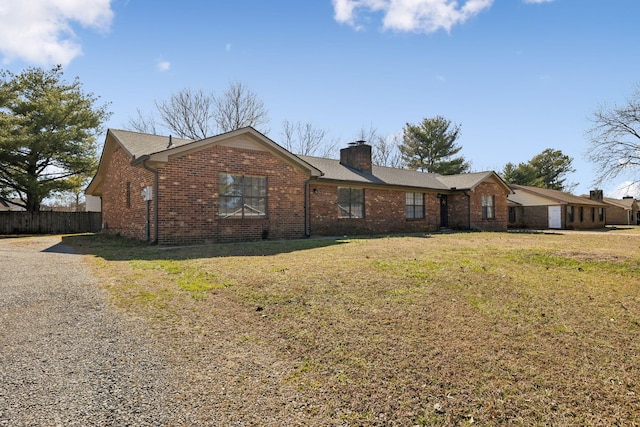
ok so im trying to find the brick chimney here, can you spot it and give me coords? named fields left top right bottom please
left=589, top=190, right=603, bottom=201
left=340, top=141, right=372, bottom=173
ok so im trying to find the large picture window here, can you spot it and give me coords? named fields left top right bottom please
left=338, top=187, right=364, bottom=218
left=482, top=195, right=495, bottom=219
left=406, top=192, right=424, bottom=219
left=219, top=174, right=266, bottom=218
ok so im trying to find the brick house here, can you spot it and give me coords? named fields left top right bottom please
left=601, top=197, right=640, bottom=225
left=86, top=127, right=512, bottom=244
left=507, top=185, right=608, bottom=230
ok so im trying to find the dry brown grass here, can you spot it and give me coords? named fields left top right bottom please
left=65, top=228, right=640, bottom=426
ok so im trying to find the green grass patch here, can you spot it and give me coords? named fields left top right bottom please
left=128, top=258, right=233, bottom=299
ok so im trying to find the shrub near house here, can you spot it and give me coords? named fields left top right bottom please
left=86, top=127, right=511, bottom=244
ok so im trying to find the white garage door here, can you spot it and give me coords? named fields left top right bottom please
left=548, top=206, right=562, bottom=229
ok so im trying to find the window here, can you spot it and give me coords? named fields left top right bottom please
left=126, top=182, right=131, bottom=208
left=482, top=195, right=495, bottom=219
left=338, top=187, right=364, bottom=218
left=598, top=207, right=604, bottom=222
left=591, top=207, right=595, bottom=222
left=509, top=206, right=516, bottom=223
left=579, top=206, right=584, bottom=222
left=219, top=174, right=266, bottom=218
left=567, top=206, right=574, bottom=222
left=406, top=192, right=424, bottom=219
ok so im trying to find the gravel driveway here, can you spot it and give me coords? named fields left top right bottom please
left=0, top=235, right=182, bottom=426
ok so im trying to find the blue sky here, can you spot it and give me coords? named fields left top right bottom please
left=1, top=0, right=639, bottom=197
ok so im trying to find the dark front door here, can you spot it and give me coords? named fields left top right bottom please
left=440, top=195, right=449, bottom=228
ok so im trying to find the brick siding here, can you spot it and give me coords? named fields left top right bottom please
left=101, top=146, right=154, bottom=240
left=508, top=205, right=550, bottom=229
left=309, top=183, right=442, bottom=236
left=101, top=142, right=510, bottom=243
left=565, top=205, right=606, bottom=229
left=605, top=206, right=638, bottom=225
left=469, top=181, right=509, bottom=231
left=444, top=182, right=509, bottom=231
left=102, top=144, right=309, bottom=244
left=508, top=204, right=606, bottom=229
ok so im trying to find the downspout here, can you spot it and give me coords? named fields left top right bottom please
left=140, top=157, right=159, bottom=245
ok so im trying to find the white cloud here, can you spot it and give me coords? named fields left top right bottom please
left=605, top=181, right=640, bottom=199
left=156, top=60, right=171, bottom=72
left=0, top=0, right=114, bottom=66
left=332, top=0, right=494, bottom=33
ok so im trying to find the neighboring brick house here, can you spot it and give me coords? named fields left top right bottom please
left=86, top=127, right=512, bottom=244
left=507, top=185, right=607, bottom=230
left=601, top=197, right=640, bottom=225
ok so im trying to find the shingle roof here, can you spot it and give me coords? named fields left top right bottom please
left=109, top=129, right=194, bottom=159
left=299, top=156, right=450, bottom=190
left=436, top=171, right=499, bottom=190
left=299, top=156, right=509, bottom=193
left=509, top=184, right=607, bottom=206
left=602, top=197, right=638, bottom=210
left=88, top=128, right=509, bottom=196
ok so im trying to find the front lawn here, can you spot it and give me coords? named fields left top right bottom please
left=66, top=229, right=640, bottom=425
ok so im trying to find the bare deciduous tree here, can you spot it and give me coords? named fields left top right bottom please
left=125, top=82, right=269, bottom=139
left=586, top=86, right=640, bottom=187
left=281, top=120, right=335, bottom=157
left=156, top=88, right=215, bottom=140
left=126, top=108, right=159, bottom=135
left=355, top=125, right=402, bottom=168
left=213, top=81, right=269, bottom=134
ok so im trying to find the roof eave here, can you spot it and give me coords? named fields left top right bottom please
left=86, top=129, right=131, bottom=196
left=312, top=176, right=449, bottom=192
left=144, top=127, right=322, bottom=176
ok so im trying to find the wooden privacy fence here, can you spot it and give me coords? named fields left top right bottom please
left=0, top=212, right=102, bottom=235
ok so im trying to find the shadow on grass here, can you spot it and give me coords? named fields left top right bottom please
left=56, top=233, right=350, bottom=261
